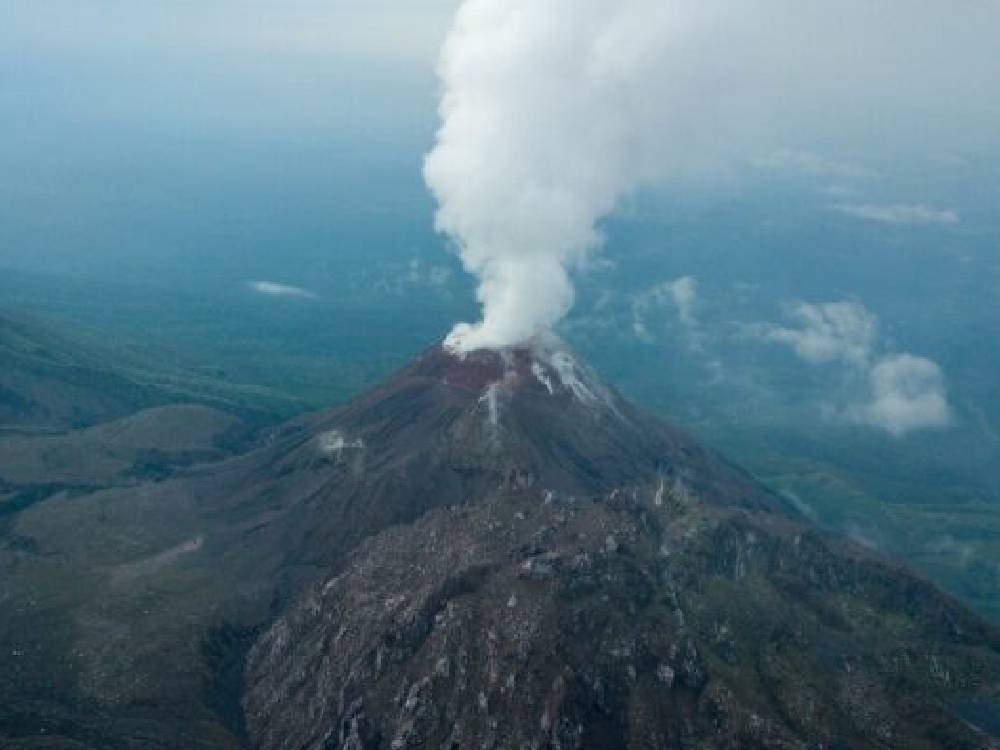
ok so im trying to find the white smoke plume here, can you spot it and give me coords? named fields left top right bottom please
left=425, top=1, right=680, bottom=352
left=424, top=0, right=1000, bottom=352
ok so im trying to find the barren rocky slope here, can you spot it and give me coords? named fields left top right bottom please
left=243, top=343, right=1000, bottom=749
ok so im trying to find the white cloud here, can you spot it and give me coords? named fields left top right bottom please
left=752, top=300, right=952, bottom=437
left=632, top=276, right=698, bottom=342
left=832, top=203, right=959, bottom=226
left=667, top=277, right=698, bottom=329
left=753, top=301, right=877, bottom=368
left=849, top=354, right=953, bottom=437
left=247, top=281, right=318, bottom=299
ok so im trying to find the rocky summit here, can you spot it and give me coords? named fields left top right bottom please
left=3, top=340, right=1000, bottom=749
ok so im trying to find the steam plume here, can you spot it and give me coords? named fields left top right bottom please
left=424, top=1, right=679, bottom=352
left=424, top=0, right=1000, bottom=352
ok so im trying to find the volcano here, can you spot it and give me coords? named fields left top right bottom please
left=3, top=341, right=1000, bottom=749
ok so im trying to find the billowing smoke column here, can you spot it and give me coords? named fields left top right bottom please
left=424, top=0, right=1000, bottom=353
left=425, top=0, right=682, bottom=352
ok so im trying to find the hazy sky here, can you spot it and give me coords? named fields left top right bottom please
left=0, top=1, right=458, bottom=278
left=1, top=0, right=998, bottom=284
left=1, top=1, right=457, bottom=154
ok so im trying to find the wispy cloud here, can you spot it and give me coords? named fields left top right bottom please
left=247, top=281, right=318, bottom=299
left=632, top=277, right=699, bottom=343
left=832, top=203, right=959, bottom=226
left=407, top=258, right=452, bottom=287
left=751, top=149, right=877, bottom=180
left=926, top=534, right=977, bottom=568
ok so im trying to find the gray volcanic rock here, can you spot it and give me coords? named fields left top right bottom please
left=243, top=490, right=1000, bottom=750
left=243, top=343, right=1000, bottom=750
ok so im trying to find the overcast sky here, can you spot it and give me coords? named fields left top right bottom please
left=1, top=0, right=998, bottom=279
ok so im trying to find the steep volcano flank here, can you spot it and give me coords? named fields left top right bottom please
left=243, top=477, right=1000, bottom=750
left=241, top=344, right=1000, bottom=750
left=215, top=341, right=789, bottom=634
left=274, top=343, right=785, bottom=540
